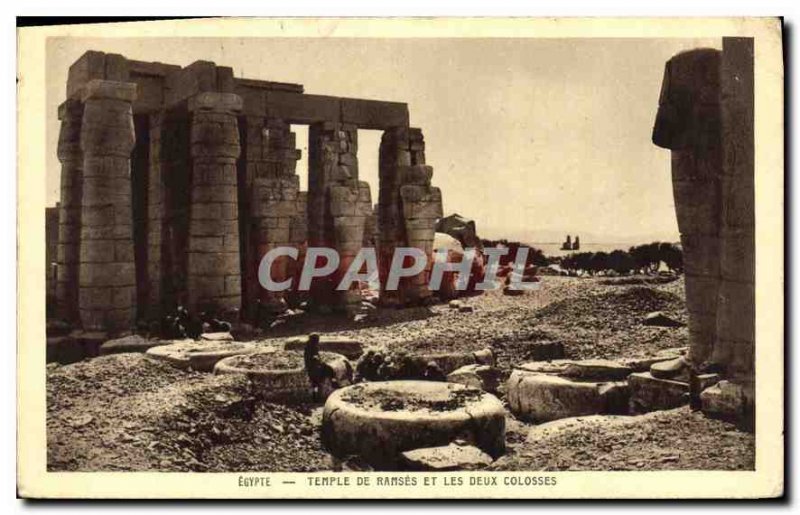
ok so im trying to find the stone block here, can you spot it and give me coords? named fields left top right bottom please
left=67, top=51, right=107, bottom=99
left=79, top=262, right=136, bottom=287
left=628, top=372, right=689, bottom=413
left=189, top=218, right=239, bottom=237
left=507, top=371, right=607, bottom=423
left=562, top=359, right=633, bottom=381
left=188, top=252, right=240, bottom=276
left=399, top=165, right=433, bottom=185
left=447, top=364, right=502, bottom=393
left=188, top=236, right=225, bottom=253
left=82, top=79, right=137, bottom=103
left=79, top=240, right=115, bottom=263
left=400, top=443, right=493, bottom=471
left=400, top=185, right=443, bottom=220
left=340, top=98, right=409, bottom=130
left=700, top=380, right=753, bottom=425
left=99, top=334, right=161, bottom=355
left=265, top=91, right=340, bottom=124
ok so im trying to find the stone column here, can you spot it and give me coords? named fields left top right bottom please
left=717, top=38, right=755, bottom=389
left=308, top=122, right=371, bottom=312
left=246, top=117, right=302, bottom=317
left=653, top=42, right=755, bottom=428
left=145, top=112, right=166, bottom=319
left=186, top=92, right=243, bottom=318
left=652, top=49, right=723, bottom=367
left=55, top=99, right=83, bottom=324
left=378, top=127, right=442, bottom=306
left=78, top=80, right=137, bottom=333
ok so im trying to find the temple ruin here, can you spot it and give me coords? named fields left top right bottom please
left=653, top=37, right=755, bottom=426
left=52, top=50, right=443, bottom=335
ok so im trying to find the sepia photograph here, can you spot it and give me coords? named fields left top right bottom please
left=16, top=17, right=784, bottom=499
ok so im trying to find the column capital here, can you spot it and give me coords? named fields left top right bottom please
left=81, top=79, right=137, bottom=103
left=57, top=98, right=83, bottom=121
left=188, top=92, right=243, bottom=114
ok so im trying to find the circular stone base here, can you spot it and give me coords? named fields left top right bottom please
left=215, top=350, right=352, bottom=401
left=322, top=381, right=506, bottom=469
left=145, top=340, right=258, bottom=372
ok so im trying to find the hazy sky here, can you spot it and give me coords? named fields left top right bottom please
left=46, top=37, right=720, bottom=242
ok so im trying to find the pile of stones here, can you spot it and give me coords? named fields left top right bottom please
left=503, top=348, right=724, bottom=424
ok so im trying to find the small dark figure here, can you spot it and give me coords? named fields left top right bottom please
left=423, top=360, right=447, bottom=382
left=177, top=306, right=203, bottom=339
left=161, top=313, right=184, bottom=339
left=304, top=333, right=335, bottom=402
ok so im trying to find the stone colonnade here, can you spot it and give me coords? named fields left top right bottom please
left=53, top=52, right=444, bottom=335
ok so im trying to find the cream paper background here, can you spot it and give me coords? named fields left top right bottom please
left=17, top=17, right=784, bottom=499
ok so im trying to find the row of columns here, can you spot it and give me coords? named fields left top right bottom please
left=55, top=80, right=443, bottom=333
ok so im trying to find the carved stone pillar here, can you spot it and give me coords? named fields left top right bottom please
left=78, top=80, right=137, bottom=333
left=145, top=112, right=166, bottom=319
left=55, top=99, right=83, bottom=324
left=186, top=92, right=242, bottom=318
left=309, top=122, right=371, bottom=312
left=246, top=117, right=303, bottom=317
left=653, top=49, right=723, bottom=367
left=378, top=127, right=442, bottom=306
left=653, top=40, right=755, bottom=427
left=717, top=37, right=755, bottom=391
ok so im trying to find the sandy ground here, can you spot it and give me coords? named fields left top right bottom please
left=46, top=275, right=754, bottom=472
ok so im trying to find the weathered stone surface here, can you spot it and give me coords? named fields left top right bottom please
left=46, top=336, right=85, bottom=364
left=340, top=98, right=409, bottom=130
left=200, top=332, right=234, bottom=342
left=400, top=443, right=493, bottom=471
left=653, top=41, right=755, bottom=393
left=322, top=381, right=506, bottom=469
left=700, top=380, right=752, bottom=426
left=446, top=364, right=502, bottom=393
left=146, top=340, right=257, bottom=372
left=619, top=347, right=687, bottom=372
left=643, top=311, right=685, bottom=327
left=99, top=334, right=162, bottom=355
left=283, top=336, right=364, bottom=360
left=506, top=370, right=628, bottom=422
left=628, top=372, right=689, bottom=413
left=650, top=356, right=688, bottom=380
left=515, top=360, right=575, bottom=375
left=214, top=350, right=351, bottom=401
left=562, top=359, right=633, bottom=381
left=526, top=415, right=627, bottom=443
left=79, top=80, right=137, bottom=333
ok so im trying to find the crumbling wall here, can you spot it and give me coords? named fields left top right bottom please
left=243, top=117, right=303, bottom=318
left=378, top=127, right=442, bottom=306
left=308, top=123, right=372, bottom=313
